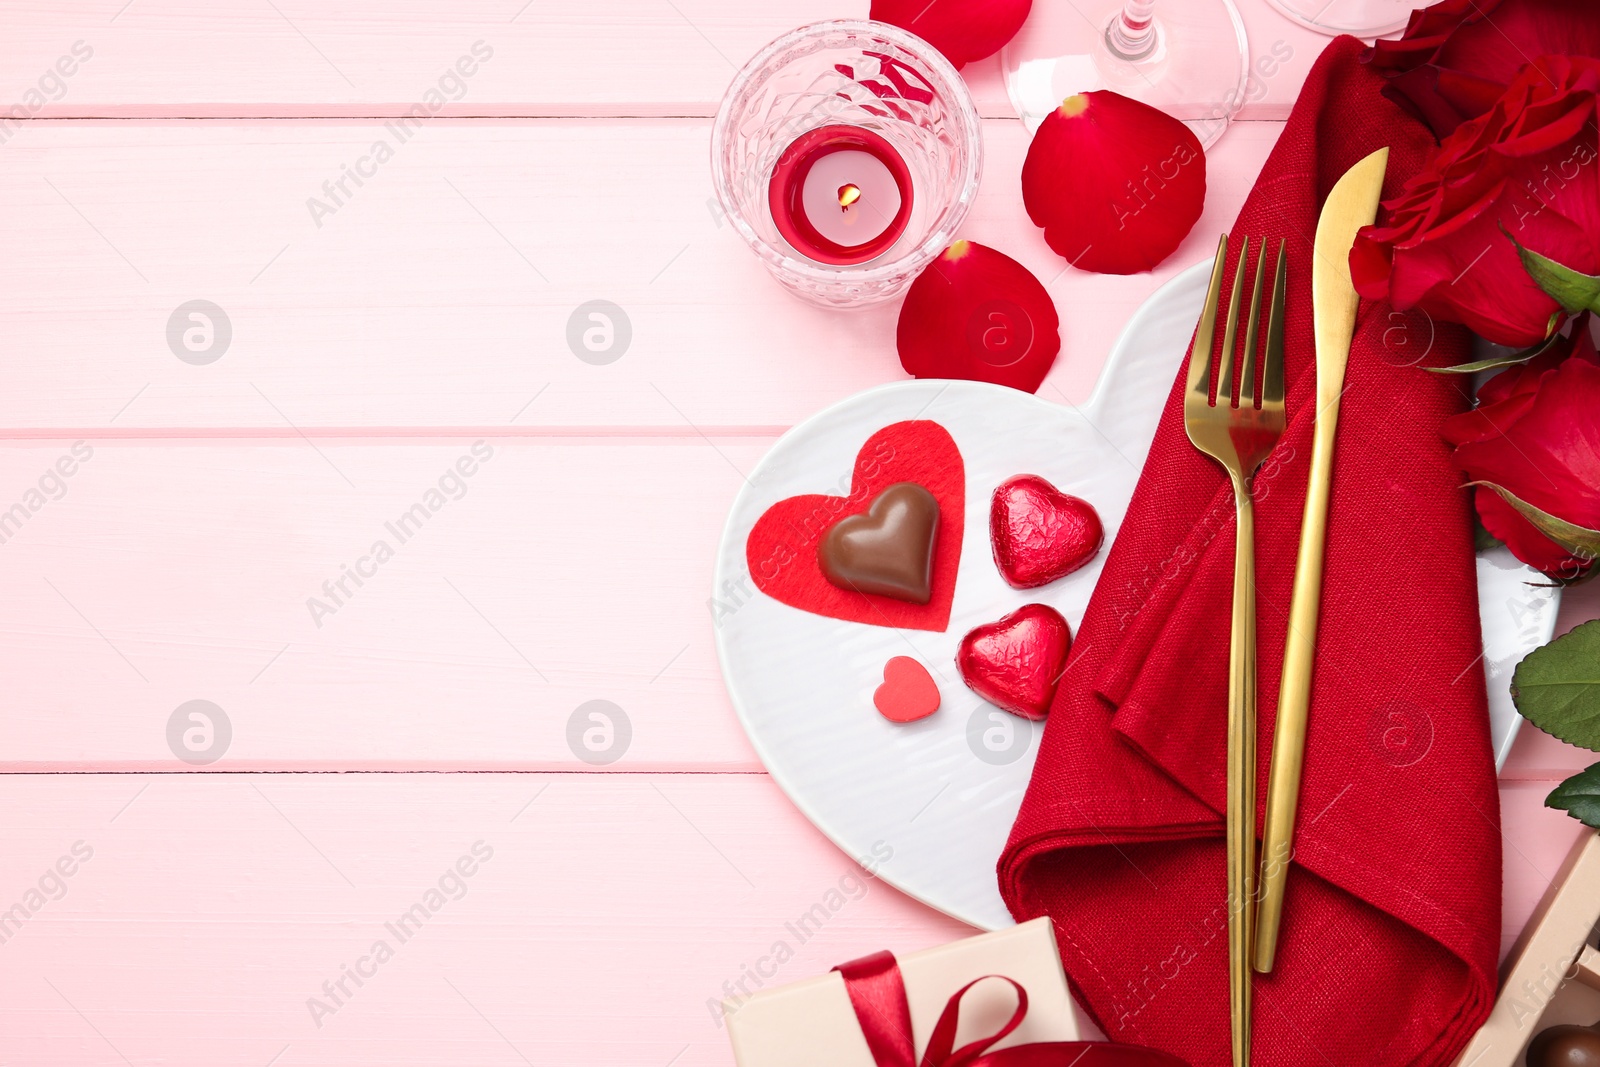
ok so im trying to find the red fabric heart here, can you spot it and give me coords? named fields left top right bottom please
left=873, top=657, right=941, bottom=723
left=957, top=604, right=1072, bottom=720
left=747, top=421, right=965, bottom=632
left=990, top=475, right=1105, bottom=589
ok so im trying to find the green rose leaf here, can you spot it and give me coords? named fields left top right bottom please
left=1468, top=482, right=1600, bottom=560
left=1547, top=761, right=1600, bottom=828
left=1425, top=331, right=1563, bottom=375
left=1513, top=620, right=1600, bottom=750
left=1503, top=228, right=1600, bottom=315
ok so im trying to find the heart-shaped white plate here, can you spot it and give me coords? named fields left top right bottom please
left=713, top=257, right=1559, bottom=930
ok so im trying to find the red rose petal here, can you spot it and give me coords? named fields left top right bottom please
left=870, top=0, right=1032, bottom=69
left=897, top=240, right=1061, bottom=393
left=1022, top=92, right=1206, bottom=275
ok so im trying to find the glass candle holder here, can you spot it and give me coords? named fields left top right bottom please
left=712, top=20, right=983, bottom=309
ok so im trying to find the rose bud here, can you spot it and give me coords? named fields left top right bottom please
left=897, top=240, right=1061, bottom=393
left=1363, top=0, right=1600, bottom=139
left=1351, top=56, right=1600, bottom=348
left=1021, top=92, right=1206, bottom=275
left=870, top=0, right=1032, bottom=69
left=1442, top=318, right=1600, bottom=579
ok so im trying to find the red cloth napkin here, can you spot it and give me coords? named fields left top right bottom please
left=998, top=38, right=1499, bottom=1067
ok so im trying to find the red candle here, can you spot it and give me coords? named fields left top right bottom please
left=768, top=125, right=915, bottom=265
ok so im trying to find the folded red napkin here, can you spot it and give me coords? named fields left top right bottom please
left=998, top=37, right=1498, bottom=1067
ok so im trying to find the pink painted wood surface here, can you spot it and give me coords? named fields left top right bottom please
left=0, top=1, right=1593, bottom=1063
left=0, top=773, right=972, bottom=1065
left=0, top=434, right=1592, bottom=775
left=0, top=440, right=761, bottom=769
left=0, top=1, right=1324, bottom=119
left=0, top=121, right=1279, bottom=430
left=0, top=774, right=1580, bottom=1065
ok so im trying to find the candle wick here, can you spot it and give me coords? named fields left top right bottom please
left=837, top=183, right=862, bottom=211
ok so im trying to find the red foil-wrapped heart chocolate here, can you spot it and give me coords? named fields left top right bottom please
left=990, top=475, right=1104, bottom=589
left=956, top=603, right=1072, bottom=720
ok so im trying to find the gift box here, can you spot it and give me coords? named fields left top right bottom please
left=724, top=917, right=1081, bottom=1067
left=1453, top=830, right=1600, bottom=1067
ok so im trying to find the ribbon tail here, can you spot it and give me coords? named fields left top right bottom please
left=835, top=951, right=917, bottom=1067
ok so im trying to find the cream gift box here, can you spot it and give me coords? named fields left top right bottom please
left=1453, top=830, right=1600, bottom=1067
left=725, top=917, right=1081, bottom=1067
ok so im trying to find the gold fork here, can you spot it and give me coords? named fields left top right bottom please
left=1183, top=233, right=1287, bottom=1067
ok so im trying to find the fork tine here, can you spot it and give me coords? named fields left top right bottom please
left=1189, top=234, right=1229, bottom=404
left=1239, top=240, right=1267, bottom=409
left=1217, top=235, right=1249, bottom=407
left=1262, top=239, right=1287, bottom=407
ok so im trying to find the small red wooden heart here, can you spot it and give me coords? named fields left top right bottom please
left=873, top=657, right=941, bottom=723
left=956, top=603, right=1072, bottom=720
left=746, top=420, right=964, bottom=632
left=989, top=475, right=1103, bottom=589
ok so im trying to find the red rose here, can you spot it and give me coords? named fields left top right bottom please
left=1442, top=318, right=1600, bottom=578
left=1350, top=55, right=1600, bottom=348
left=1364, top=0, right=1600, bottom=138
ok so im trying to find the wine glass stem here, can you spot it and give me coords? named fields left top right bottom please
left=1106, top=0, right=1158, bottom=60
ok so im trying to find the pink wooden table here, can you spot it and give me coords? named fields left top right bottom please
left=0, top=2, right=1593, bottom=1062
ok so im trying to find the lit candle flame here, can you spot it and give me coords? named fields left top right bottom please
left=837, top=183, right=862, bottom=211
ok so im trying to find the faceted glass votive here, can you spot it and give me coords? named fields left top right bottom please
left=711, top=20, right=984, bottom=309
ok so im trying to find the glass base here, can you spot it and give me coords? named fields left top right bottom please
left=1001, top=0, right=1250, bottom=151
left=1262, top=0, right=1411, bottom=38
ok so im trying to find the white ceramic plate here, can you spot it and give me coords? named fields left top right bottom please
left=713, top=257, right=1561, bottom=930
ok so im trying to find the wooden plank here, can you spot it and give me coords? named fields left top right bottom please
left=0, top=440, right=769, bottom=770
left=0, top=772, right=972, bottom=1066
left=0, top=772, right=1573, bottom=1066
left=0, top=1, right=1326, bottom=119
left=0, top=119, right=1281, bottom=432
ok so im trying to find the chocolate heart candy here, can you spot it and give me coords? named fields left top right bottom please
left=990, top=474, right=1104, bottom=589
left=819, top=482, right=940, bottom=604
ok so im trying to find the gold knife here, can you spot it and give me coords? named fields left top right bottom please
left=1253, top=146, right=1389, bottom=974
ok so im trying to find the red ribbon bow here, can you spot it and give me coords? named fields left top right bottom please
left=834, top=951, right=1191, bottom=1067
